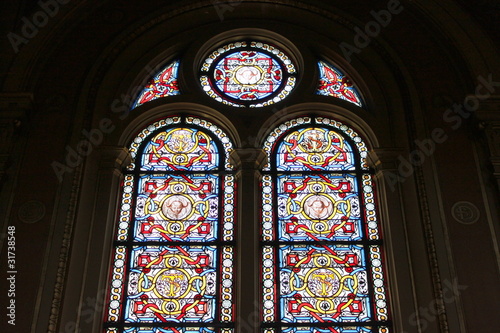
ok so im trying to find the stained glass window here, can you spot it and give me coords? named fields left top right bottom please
left=317, top=61, right=363, bottom=107
left=104, top=116, right=235, bottom=333
left=261, top=117, right=390, bottom=333
left=132, top=61, right=181, bottom=109
left=200, top=41, right=297, bottom=107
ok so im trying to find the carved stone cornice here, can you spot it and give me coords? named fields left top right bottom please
left=0, top=93, right=32, bottom=139
left=368, top=148, right=405, bottom=172
left=0, top=92, right=33, bottom=110
left=0, top=92, right=33, bottom=183
left=96, top=146, right=132, bottom=172
left=367, top=148, right=406, bottom=188
left=475, top=96, right=500, bottom=189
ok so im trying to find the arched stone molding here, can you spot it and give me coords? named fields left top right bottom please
left=114, top=103, right=242, bottom=149
left=255, top=104, right=381, bottom=150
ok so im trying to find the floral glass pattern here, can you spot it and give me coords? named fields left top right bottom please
left=132, top=60, right=181, bottom=109
left=104, top=116, right=235, bottom=333
left=261, top=117, right=389, bottom=333
left=200, top=41, right=296, bottom=107
left=317, top=61, right=363, bottom=107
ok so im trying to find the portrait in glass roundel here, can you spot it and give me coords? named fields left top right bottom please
left=200, top=41, right=297, bottom=107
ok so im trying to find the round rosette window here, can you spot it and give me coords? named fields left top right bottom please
left=200, top=41, right=297, bottom=107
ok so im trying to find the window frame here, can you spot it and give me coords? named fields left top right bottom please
left=260, top=116, right=391, bottom=333
left=103, top=115, right=237, bottom=333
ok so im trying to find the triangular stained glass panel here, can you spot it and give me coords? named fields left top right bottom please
left=132, top=60, right=180, bottom=109
left=317, top=61, right=363, bottom=107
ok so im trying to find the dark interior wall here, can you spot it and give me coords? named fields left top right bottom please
left=0, top=1, right=499, bottom=333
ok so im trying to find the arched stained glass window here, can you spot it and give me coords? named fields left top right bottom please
left=200, top=41, right=297, bottom=107
left=132, top=60, right=181, bottom=109
left=317, top=61, right=363, bottom=107
left=261, top=117, right=390, bottom=333
left=104, top=116, right=236, bottom=333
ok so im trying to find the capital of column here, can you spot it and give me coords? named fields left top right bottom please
left=475, top=96, right=500, bottom=187
left=474, top=95, right=500, bottom=123
left=96, top=146, right=131, bottom=172
left=368, top=148, right=405, bottom=173
left=0, top=93, right=33, bottom=178
left=475, top=97, right=500, bottom=156
left=0, top=92, right=33, bottom=111
left=229, top=148, right=268, bottom=171
left=0, top=93, right=33, bottom=139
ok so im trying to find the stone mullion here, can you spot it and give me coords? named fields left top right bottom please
left=230, top=148, right=267, bottom=333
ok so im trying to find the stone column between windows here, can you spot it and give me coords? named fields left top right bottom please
left=230, top=148, right=268, bottom=333
left=476, top=96, right=500, bottom=191
left=368, top=148, right=421, bottom=333
left=57, top=145, right=131, bottom=333
left=92, top=146, right=131, bottom=331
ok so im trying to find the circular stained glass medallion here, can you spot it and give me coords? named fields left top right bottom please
left=200, top=41, right=297, bottom=107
